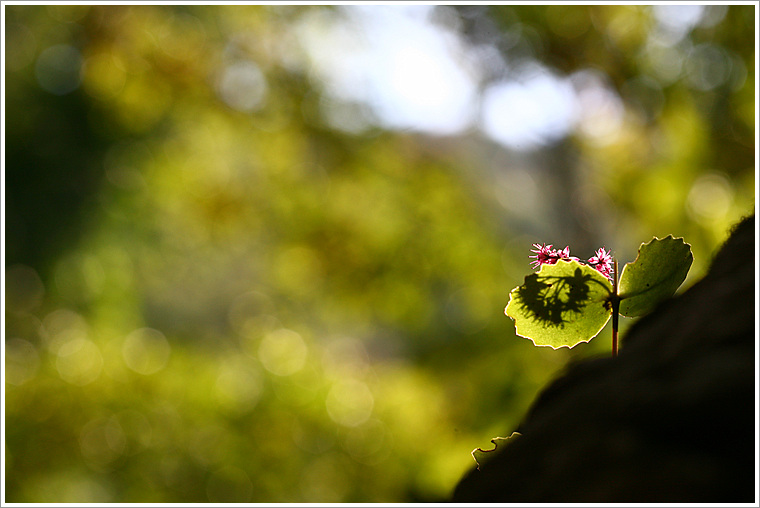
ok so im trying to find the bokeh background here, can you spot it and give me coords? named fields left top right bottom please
left=3, top=4, right=755, bottom=503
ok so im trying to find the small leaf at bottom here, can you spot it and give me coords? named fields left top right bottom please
left=471, top=432, right=522, bottom=471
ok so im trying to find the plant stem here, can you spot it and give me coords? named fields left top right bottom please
left=611, top=259, right=619, bottom=357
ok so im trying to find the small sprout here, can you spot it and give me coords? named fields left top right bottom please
left=507, top=236, right=692, bottom=355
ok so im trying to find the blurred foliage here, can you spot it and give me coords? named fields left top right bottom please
left=3, top=4, right=755, bottom=503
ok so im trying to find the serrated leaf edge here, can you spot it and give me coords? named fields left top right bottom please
left=617, top=234, right=693, bottom=301
left=505, top=294, right=612, bottom=349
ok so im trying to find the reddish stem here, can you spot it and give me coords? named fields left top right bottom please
left=611, top=259, right=619, bottom=358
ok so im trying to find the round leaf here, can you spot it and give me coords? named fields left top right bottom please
left=618, top=235, right=693, bottom=317
left=505, top=260, right=613, bottom=349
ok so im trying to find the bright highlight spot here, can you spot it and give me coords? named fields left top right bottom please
left=215, top=357, right=263, bottom=414
left=298, top=6, right=478, bottom=134
left=325, top=378, right=374, bottom=427
left=653, top=5, right=704, bottom=41
left=216, top=61, right=268, bottom=112
left=56, top=338, right=103, bottom=386
left=295, top=6, right=608, bottom=149
left=82, top=51, right=127, bottom=100
left=481, top=65, right=577, bottom=150
left=122, top=328, right=171, bottom=375
left=42, top=309, right=88, bottom=354
left=571, top=69, right=625, bottom=145
left=258, top=328, right=307, bottom=376
left=687, top=173, right=734, bottom=223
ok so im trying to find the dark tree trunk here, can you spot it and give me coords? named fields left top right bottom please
left=453, top=214, right=756, bottom=503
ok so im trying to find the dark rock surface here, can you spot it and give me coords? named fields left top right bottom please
left=453, top=215, right=756, bottom=503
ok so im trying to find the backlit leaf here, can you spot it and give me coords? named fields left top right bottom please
left=618, top=236, right=693, bottom=317
left=505, top=260, right=613, bottom=349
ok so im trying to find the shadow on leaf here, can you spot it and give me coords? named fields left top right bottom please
left=513, top=267, right=603, bottom=328
left=506, top=260, right=614, bottom=348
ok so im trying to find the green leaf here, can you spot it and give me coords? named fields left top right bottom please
left=618, top=235, right=693, bottom=317
left=505, top=260, right=613, bottom=349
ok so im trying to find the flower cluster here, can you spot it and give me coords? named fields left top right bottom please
left=587, top=247, right=614, bottom=279
left=530, top=243, right=614, bottom=280
left=529, top=244, right=576, bottom=269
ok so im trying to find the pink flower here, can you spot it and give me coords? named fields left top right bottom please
left=529, top=243, right=612, bottom=280
left=556, top=246, right=579, bottom=262
left=529, top=243, right=556, bottom=269
left=529, top=243, right=577, bottom=269
left=587, top=247, right=614, bottom=279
